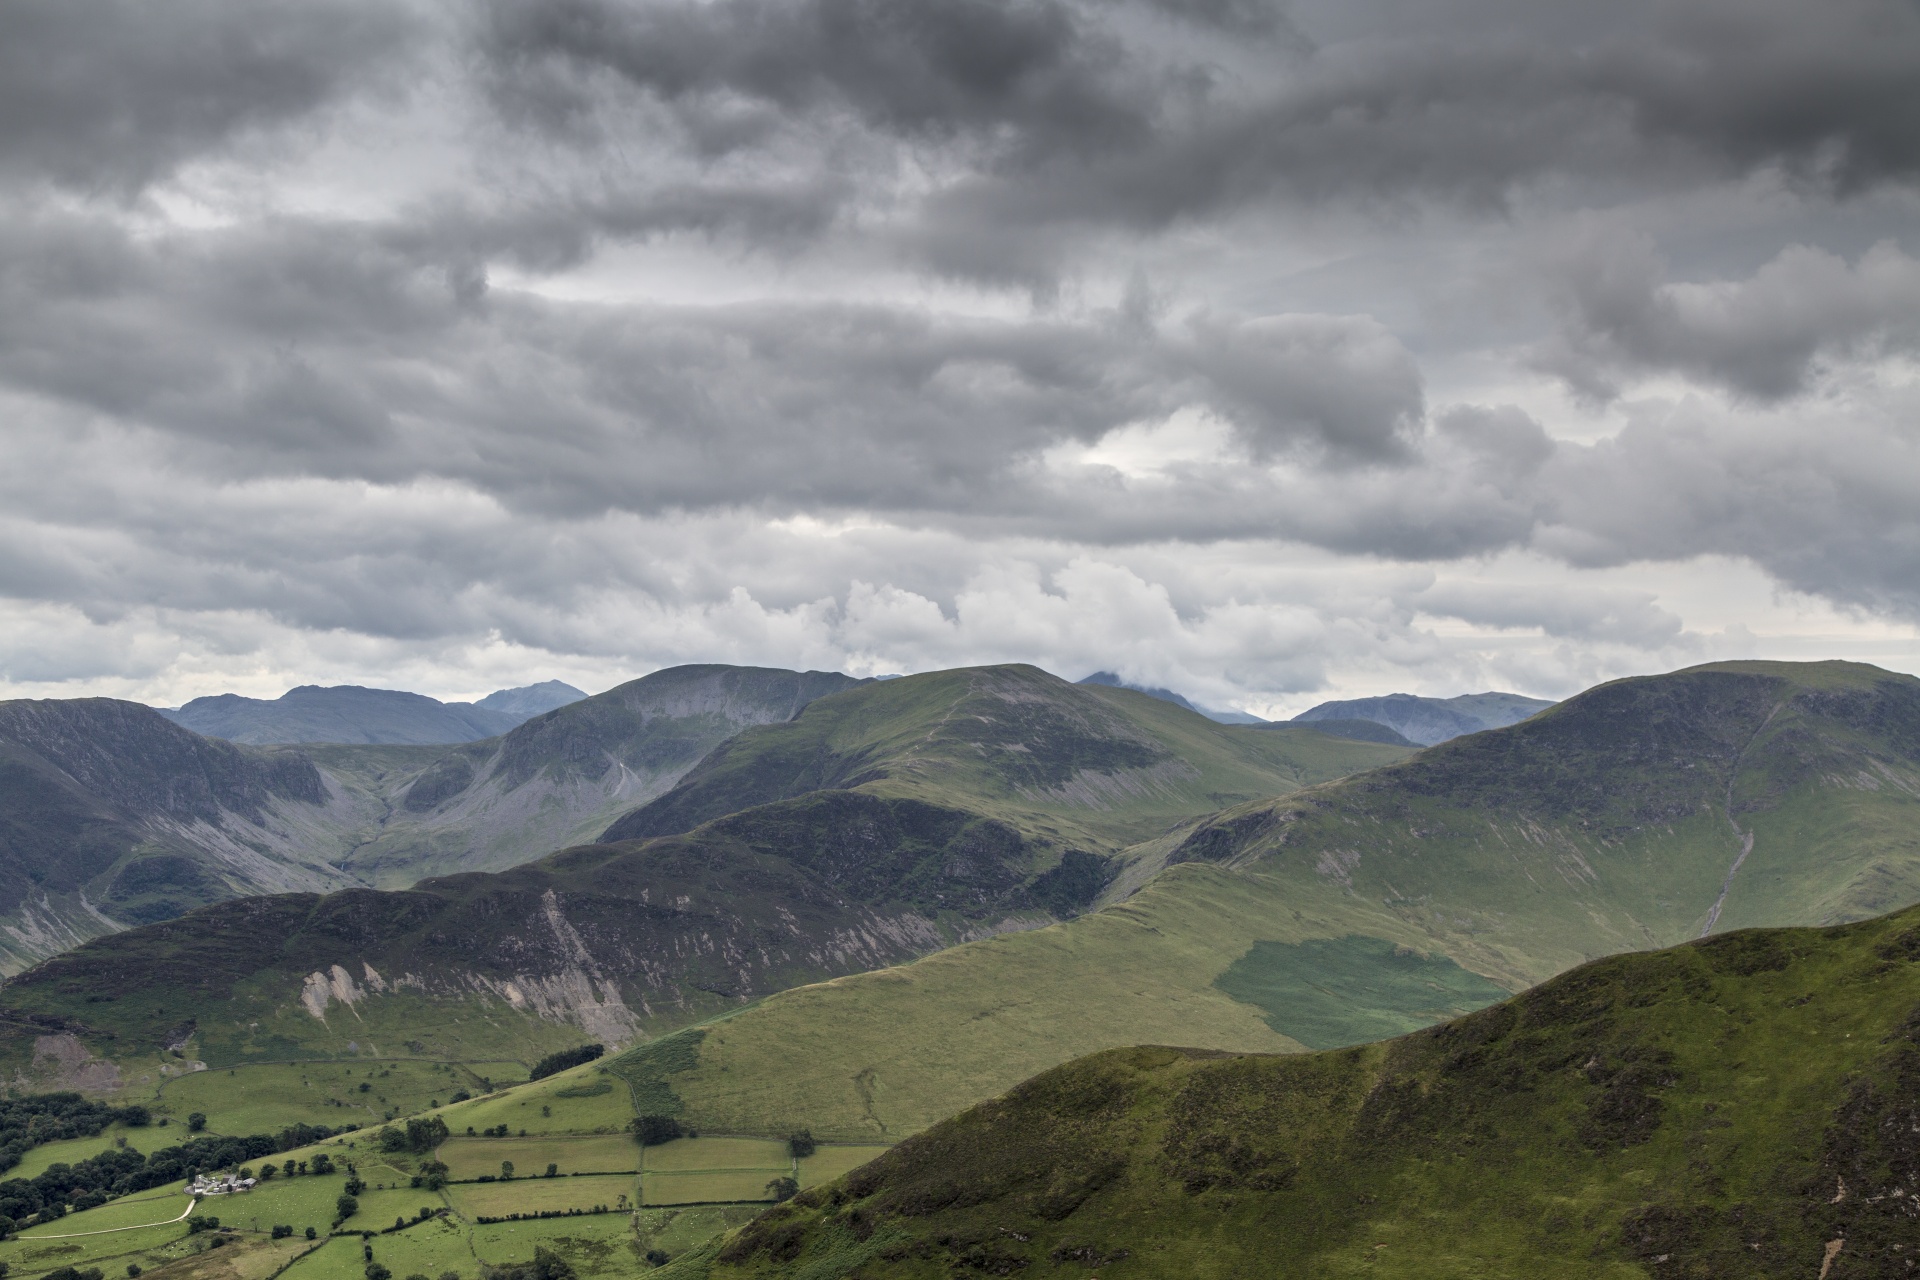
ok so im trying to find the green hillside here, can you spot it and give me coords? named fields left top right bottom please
left=310, top=664, right=867, bottom=886
left=603, top=664, right=1406, bottom=856
left=597, top=660, right=1920, bottom=1141
left=0, top=666, right=1402, bottom=1087
left=702, top=902, right=1920, bottom=1280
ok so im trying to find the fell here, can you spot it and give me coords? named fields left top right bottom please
left=707, top=902, right=1920, bottom=1279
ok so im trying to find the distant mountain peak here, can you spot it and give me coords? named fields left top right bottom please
left=1076, top=671, right=1267, bottom=725
left=474, top=680, right=588, bottom=717
left=1293, top=689, right=1554, bottom=745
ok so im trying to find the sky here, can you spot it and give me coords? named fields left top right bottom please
left=1, top=0, right=1917, bottom=718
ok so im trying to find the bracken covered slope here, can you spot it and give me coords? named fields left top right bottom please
left=698, top=902, right=1920, bottom=1280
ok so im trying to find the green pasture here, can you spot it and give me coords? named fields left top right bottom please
left=468, top=1215, right=649, bottom=1279
left=157, top=1060, right=522, bottom=1134
left=636, top=1205, right=761, bottom=1260
left=15, top=1188, right=190, bottom=1236
left=796, top=1144, right=889, bottom=1187
left=0, top=1219, right=187, bottom=1277
left=640, top=1169, right=785, bottom=1206
left=436, top=1063, right=634, bottom=1137
left=210, top=1174, right=350, bottom=1237
left=436, top=1134, right=636, bottom=1180
left=444, top=1174, right=634, bottom=1219
left=5, top=1124, right=173, bottom=1181
left=639, top=1137, right=786, bottom=1173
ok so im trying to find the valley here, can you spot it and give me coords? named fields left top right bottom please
left=0, top=659, right=1916, bottom=1278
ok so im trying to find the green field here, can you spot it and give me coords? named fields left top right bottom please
left=15, top=1188, right=190, bottom=1236
left=468, top=1215, right=652, bottom=1279
left=434, top=1064, right=635, bottom=1138
left=0, top=1217, right=190, bottom=1278
left=5, top=1124, right=174, bottom=1181
left=158, top=1060, right=524, bottom=1134
left=437, top=1134, right=637, bottom=1179
left=639, top=1137, right=787, bottom=1173
left=797, top=1145, right=890, bottom=1187
left=641, top=1170, right=786, bottom=1206
left=208, top=1173, right=353, bottom=1237
left=444, top=1174, right=635, bottom=1218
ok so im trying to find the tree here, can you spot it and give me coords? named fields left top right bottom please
left=186, top=1114, right=207, bottom=1133
left=629, top=1115, right=683, bottom=1147
left=311, top=1154, right=335, bottom=1176
left=306, top=1227, right=318, bottom=1241
left=365, top=1265, right=392, bottom=1280
left=765, top=1176, right=798, bottom=1202
left=335, top=1194, right=359, bottom=1221
left=499, top=1161, right=514, bottom=1180
left=787, top=1130, right=816, bottom=1159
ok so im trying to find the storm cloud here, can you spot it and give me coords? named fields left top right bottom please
left=0, top=0, right=1915, bottom=710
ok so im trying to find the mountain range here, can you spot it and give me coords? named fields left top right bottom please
left=0, top=665, right=1404, bottom=1087
left=0, top=658, right=1918, bottom=1277
left=0, top=666, right=862, bottom=973
left=158, top=680, right=589, bottom=745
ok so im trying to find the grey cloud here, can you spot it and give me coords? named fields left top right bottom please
left=465, top=0, right=1920, bottom=283
left=478, top=0, right=1156, bottom=159
left=1537, top=232, right=1920, bottom=400
left=1412, top=580, right=1684, bottom=647
left=0, top=0, right=420, bottom=193
left=0, top=211, right=1427, bottom=515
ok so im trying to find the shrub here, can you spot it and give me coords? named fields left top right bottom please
left=766, top=1176, right=799, bottom=1202
left=787, top=1130, right=816, bottom=1159
left=366, top=1265, right=392, bottom=1280
left=271, top=1225, right=293, bottom=1240
left=186, top=1215, right=219, bottom=1234
left=186, top=1114, right=206, bottom=1133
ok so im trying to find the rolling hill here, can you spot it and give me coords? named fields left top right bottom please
left=585, top=660, right=1920, bottom=1143
left=698, top=901, right=1920, bottom=1280
left=0, top=666, right=863, bottom=975
left=0, top=666, right=1406, bottom=1086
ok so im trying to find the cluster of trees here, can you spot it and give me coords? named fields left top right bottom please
left=0, top=1123, right=350, bottom=1231
left=480, top=1246, right=576, bottom=1280
left=377, top=1117, right=449, bottom=1156
left=526, top=1045, right=604, bottom=1082
left=0, top=1094, right=154, bottom=1176
left=629, top=1115, right=685, bottom=1146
